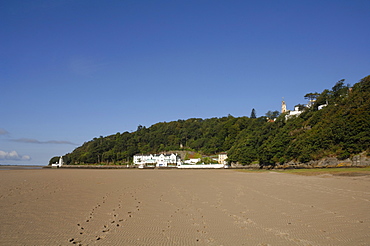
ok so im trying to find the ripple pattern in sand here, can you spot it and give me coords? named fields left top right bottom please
left=0, top=169, right=369, bottom=245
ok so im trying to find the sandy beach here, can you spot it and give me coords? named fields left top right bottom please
left=0, top=169, right=369, bottom=245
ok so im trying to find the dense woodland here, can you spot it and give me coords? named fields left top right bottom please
left=51, top=76, right=370, bottom=167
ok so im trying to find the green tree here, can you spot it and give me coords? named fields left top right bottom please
left=49, top=156, right=60, bottom=165
left=265, top=110, right=280, bottom=119
left=250, top=108, right=257, bottom=118
left=304, top=92, right=320, bottom=101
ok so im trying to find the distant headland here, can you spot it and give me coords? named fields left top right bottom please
left=50, top=75, right=370, bottom=169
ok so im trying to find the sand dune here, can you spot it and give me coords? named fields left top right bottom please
left=0, top=169, right=369, bottom=245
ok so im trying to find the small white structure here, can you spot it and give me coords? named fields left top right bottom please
left=183, top=158, right=201, bottom=164
left=318, top=100, right=328, bottom=110
left=288, top=106, right=303, bottom=117
left=282, top=99, right=306, bottom=120
left=52, top=156, right=64, bottom=168
left=133, top=153, right=181, bottom=167
left=177, top=163, right=225, bottom=169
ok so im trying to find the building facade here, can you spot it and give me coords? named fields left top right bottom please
left=218, top=153, right=228, bottom=164
left=133, top=153, right=181, bottom=167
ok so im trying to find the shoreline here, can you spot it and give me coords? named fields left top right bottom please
left=42, top=164, right=370, bottom=170
left=0, top=165, right=44, bottom=170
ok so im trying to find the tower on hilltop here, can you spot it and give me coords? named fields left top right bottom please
left=281, top=98, right=287, bottom=113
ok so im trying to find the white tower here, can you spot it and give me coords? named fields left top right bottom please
left=281, top=98, right=287, bottom=113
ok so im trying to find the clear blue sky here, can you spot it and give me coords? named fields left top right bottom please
left=1, top=0, right=369, bottom=165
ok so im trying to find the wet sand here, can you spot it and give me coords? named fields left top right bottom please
left=0, top=169, right=369, bottom=245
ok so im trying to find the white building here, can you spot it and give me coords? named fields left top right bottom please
left=282, top=98, right=305, bottom=120
left=284, top=106, right=304, bottom=120
left=289, top=106, right=303, bottom=116
left=133, top=153, right=181, bottom=167
left=218, top=153, right=228, bottom=164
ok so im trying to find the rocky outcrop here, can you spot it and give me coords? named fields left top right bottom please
left=274, top=152, right=370, bottom=169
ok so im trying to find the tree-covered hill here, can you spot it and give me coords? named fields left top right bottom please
left=56, top=115, right=256, bottom=165
left=52, top=75, right=370, bottom=166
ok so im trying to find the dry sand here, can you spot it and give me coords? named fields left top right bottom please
left=0, top=169, right=369, bottom=245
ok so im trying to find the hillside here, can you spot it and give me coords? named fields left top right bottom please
left=52, top=75, right=370, bottom=167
